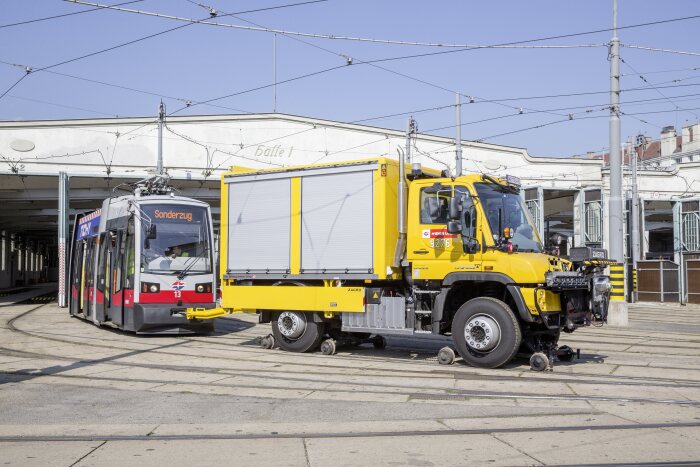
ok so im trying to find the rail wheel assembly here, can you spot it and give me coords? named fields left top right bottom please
left=320, top=338, right=337, bottom=355
left=437, top=347, right=456, bottom=365
left=529, top=352, right=550, bottom=372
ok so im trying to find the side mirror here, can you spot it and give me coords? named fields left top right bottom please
left=146, top=224, right=157, bottom=240
left=448, top=197, right=461, bottom=220
left=447, top=220, right=461, bottom=234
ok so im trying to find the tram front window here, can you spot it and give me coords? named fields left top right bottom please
left=140, top=204, right=212, bottom=275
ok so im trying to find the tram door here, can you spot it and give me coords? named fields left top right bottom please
left=106, top=231, right=125, bottom=326
left=78, top=241, right=87, bottom=314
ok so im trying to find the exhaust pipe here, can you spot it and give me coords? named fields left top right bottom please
left=393, top=119, right=413, bottom=268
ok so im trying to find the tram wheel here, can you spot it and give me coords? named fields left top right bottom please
left=451, top=297, right=521, bottom=369
left=271, top=311, right=324, bottom=353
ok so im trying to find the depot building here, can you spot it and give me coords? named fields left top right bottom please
left=1, top=113, right=699, bottom=303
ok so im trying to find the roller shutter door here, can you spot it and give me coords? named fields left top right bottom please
left=227, top=178, right=291, bottom=272
left=301, top=171, right=373, bottom=273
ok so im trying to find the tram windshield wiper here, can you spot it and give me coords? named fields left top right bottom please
left=176, top=256, right=200, bottom=280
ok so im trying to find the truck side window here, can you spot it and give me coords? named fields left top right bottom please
left=455, top=186, right=477, bottom=237
left=420, top=190, right=450, bottom=224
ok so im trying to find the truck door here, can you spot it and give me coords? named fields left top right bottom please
left=407, top=184, right=481, bottom=280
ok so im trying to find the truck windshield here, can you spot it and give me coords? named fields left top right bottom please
left=140, top=204, right=212, bottom=275
left=475, top=182, right=543, bottom=252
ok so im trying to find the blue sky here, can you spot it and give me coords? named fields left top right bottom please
left=2, top=0, right=700, bottom=157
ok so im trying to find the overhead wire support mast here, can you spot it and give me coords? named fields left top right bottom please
left=455, top=93, right=462, bottom=177
left=607, top=0, right=628, bottom=326
left=157, top=101, right=165, bottom=175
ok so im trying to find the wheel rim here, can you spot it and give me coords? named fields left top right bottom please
left=464, top=314, right=501, bottom=352
left=277, top=311, right=306, bottom=340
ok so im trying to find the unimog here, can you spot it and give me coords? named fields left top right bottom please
left=198, top=157, right=611, bottom=370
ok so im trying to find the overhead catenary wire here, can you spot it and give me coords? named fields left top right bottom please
left=0, top=59, right=255, bottom=115
left=620, top=55, right=700, bottom=120
left=167, top=2, right=569, bottom=122
left=621, top=44, right=700, bottom=58
left=0, top=0, right=143, bottom=29
left=0, top=0, right=329, bottom=105
left=66, top=1, right=700, bottom=50
left=4, top=6, right=696, bottom=170
left=66, top=0, right=700, bottom=122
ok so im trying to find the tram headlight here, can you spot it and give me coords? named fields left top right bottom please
left=141, top=282, right=160, bottom=293
left=195, top=283, right=212, bottom=293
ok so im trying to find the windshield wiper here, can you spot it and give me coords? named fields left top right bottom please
left=176, top=256, right=201, bottom=280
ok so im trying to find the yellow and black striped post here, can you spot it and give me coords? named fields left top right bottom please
left=609, top=263, right=625, bottom=302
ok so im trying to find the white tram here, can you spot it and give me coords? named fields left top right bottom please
left=68, top=176, right=216, bottom=334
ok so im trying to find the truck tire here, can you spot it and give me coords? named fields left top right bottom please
left=451, top=297, right=522, bottom=369
left=271, top=311, right=324, bottom=353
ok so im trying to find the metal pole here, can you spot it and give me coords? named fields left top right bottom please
left=606, top=0, right=629, bottom=324
left=632, top=136, right=641, bottom=267
left=157, top=101, right=165, bottom=175
left=455, top=93, right=462, bottom=177
left=273, top=33, right=277, bottom=113
left=608, top=0, right=623, bottom=264
left=57, top=171, right=69, bottom=308
left=399, top=117, right=414, bottom=234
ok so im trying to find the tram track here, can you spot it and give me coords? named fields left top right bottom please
left=4, top=365, right=699, bottom=407
left=7, top=315, right=700, bottom=391
left=2, top=306, right=700, bottom=408
left=0, top=420, right=699, bottom=443
left=6, top=305, right=700, bottom=389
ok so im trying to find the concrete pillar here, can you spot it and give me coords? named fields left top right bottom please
left=608, top=263, right=629, bottom=326
left=58, top=172, right=69, bottom=307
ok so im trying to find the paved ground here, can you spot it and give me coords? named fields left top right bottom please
left=0, top=293, right=699, bottom=466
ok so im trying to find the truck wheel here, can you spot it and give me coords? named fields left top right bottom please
left=271, top=311, right=324, bottom=353
left=451, top=297, right=521, bottom=369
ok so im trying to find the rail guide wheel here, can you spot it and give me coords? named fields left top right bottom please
left=529, top=352, right=550, bottom=372
left=437, top=347, right=456, bottom=365
left=260, top=334, right=275, bottom=349
left=320, top=338, right=337, bottom=355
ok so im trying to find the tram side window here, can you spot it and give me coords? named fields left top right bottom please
left=85, top=237, right=96, bottom=306
left=96, top=233, right=107, bottom=294
left=114, top=232, right=124, bottom=293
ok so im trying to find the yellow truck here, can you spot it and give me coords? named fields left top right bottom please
left=209, top=157, right=612, bottom=370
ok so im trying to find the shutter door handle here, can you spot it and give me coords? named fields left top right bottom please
left=413, top=249, right=429, bottom=255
